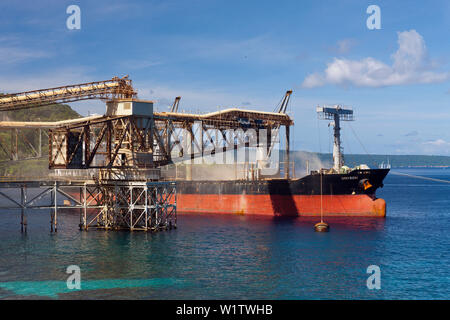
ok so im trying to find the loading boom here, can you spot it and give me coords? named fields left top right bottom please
left=0, top=76, right=136, bottom=111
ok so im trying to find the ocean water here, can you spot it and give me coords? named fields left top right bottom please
left=0, top=168, right=448, bottom=299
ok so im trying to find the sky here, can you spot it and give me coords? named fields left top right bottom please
left=0, top=0, right=449, bottom=155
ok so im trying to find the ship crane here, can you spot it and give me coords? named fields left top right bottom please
left=170, top=96, right=181, bottom=113
left=266, top=91, right=293, bottom=158
left=265, top=90, right=293, bottom=178
left=0, top=76, right=136, bottom=111
left=316, top=105, right=354, bottom=172
left=276, top=90, right=292, bottom=114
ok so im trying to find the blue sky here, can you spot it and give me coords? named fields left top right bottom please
left=0, top=0, right=449, bottom=155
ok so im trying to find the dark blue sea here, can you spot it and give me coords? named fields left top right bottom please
left=0, top=168, right=448, bottom=299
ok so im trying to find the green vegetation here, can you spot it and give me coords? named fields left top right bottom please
left=0, top=102, right=81, bottom=176
left=4, top=104, right=80, bottom=122
left=0, top=158, right=48, bottom=177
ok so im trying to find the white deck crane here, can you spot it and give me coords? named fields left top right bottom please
left=317, top=105, right=354, bottom=172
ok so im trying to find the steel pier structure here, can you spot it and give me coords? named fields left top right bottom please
left=47, top=108, right=292, bottom=171
left=0, top=179, right=176, bottom=232
left=0, top=76, right=294, bottom=232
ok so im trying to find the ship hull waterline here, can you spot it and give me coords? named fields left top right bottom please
left=176, top=194, right=386, bottom=217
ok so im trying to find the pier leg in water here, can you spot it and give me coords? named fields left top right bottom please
left=20, top=186, right=27, bottom=233
left=50, top=186, right=58, bottom=233
left=50, top=189, right=53, bottom=233
left=53, top=208, right=57, bottom=233
left=53, top=184, right=58, bottom=232
left=79, top=187, right=83, bottom=230
left=50, top=209, right=53, bottom=233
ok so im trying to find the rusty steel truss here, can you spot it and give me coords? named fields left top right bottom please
left=48, top=108, right=293, bottom=178
left=49, top=115, right=154, bottom=169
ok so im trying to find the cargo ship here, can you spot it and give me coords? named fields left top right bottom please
left=174, top=105, right=389, bottom=217
left=175, top=168, right=389, bottom=217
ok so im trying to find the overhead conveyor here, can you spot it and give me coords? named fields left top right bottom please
left=0, top=76, right=136, bottom=111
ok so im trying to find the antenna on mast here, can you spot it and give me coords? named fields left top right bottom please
left=316, top=105, right=354, bottom=172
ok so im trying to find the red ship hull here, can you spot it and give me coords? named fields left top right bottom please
left=176, top=194, right=386, bottom=217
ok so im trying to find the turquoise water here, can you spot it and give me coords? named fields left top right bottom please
left=0, top=168, right=449, bottom=299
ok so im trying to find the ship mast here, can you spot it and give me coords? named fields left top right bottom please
left=316, top=105, right=354, bottom=172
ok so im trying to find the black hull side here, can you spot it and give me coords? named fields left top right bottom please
left=176, top=169, right=390, bottom=196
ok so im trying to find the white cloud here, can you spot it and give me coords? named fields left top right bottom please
left=0, top=34, right=51, bottom=65
left=422, top=139, right=450, bottom=154
left=424, top=139, right=449, bottom=146
left=302, top=30, right=449, bottom=88
left=328, top=39, right=356, bottom=55
left=0, top=46, right=50, bottom=65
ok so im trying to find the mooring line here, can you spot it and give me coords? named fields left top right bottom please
left=390, top=171, right=450, bottom=184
